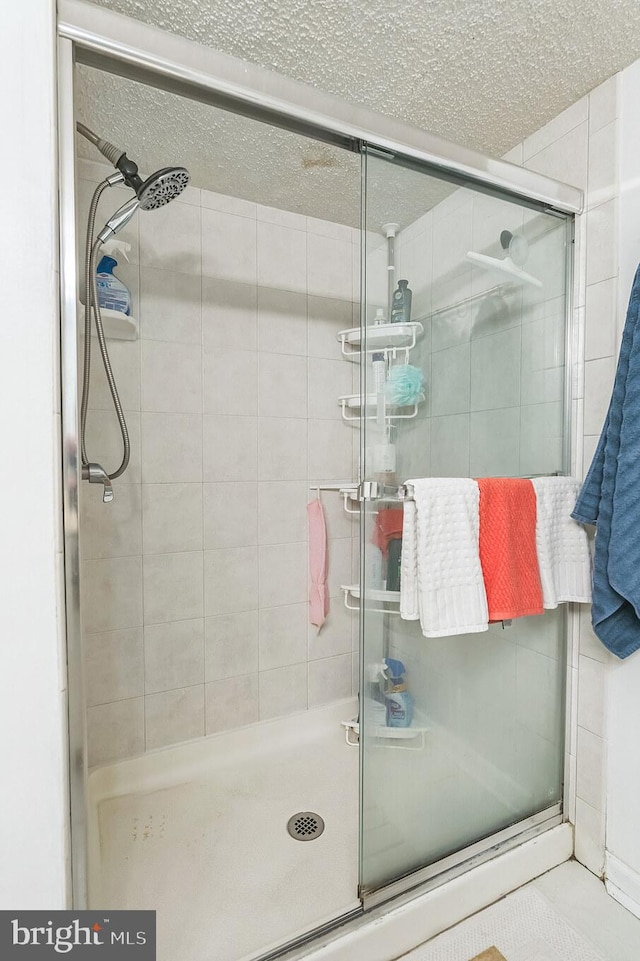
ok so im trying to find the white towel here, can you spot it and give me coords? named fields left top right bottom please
left=400, top=478, right=489, bottom=637
left=531, top=476, right=592, bottom=608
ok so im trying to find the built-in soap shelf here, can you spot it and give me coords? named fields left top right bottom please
left=78, top=302, right=138, bottom=341
left=340, top=718, right=428, bottom=749
left=341, top=583, right=401, bottom=613
left=338, top=393, right=420, bottom=422
left=337, top=321, right=423, bottom=359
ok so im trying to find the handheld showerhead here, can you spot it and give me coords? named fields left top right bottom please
left=77, top=121, right=190, bottom=208
left=137, top=167, right=190, bottom=210
left=94, top=170, right=190, bottom=245
left=97, top=197, right=140, bottom=244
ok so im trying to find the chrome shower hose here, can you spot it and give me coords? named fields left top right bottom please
left=80, top=180, right=130, bottom=480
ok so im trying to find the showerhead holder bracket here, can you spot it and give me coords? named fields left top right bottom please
left=115, top=154, right=144, bottom=194
left=82, top=463, right=113, bottom=503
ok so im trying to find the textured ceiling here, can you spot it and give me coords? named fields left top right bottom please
left=77, top=0, right=640, bottom=226
left=75, top=66, right=363, bottom=227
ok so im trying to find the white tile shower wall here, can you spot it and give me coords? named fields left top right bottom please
left=392, top=74, right=620, bottom=877
left=78, top=160, right=360, bottom=764
left=396, top=201, right=567, bottom=483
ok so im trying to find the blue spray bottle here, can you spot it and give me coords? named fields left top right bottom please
left=383, top=657, right=414, bottom=728
left=95, top=239, right=132, bottom=315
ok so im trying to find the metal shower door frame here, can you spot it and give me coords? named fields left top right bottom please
left=56, top=0, right=583, bottom=933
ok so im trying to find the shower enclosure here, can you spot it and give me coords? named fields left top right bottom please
left=57, top=3, right=581, bottom=960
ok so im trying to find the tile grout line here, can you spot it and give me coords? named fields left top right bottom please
left=200, top=195, right=207, bottom=739
left=254, top=213, right=264, bottom=722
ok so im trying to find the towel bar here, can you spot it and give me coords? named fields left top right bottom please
left=397, top=472, right=565, bottom=502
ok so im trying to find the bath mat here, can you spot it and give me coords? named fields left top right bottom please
left=398, top=884, right=606, bottom=960
left=469, top=950, right=507, bottom=961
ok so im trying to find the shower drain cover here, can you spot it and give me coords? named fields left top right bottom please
left=287, top=811, right=325, bottom=841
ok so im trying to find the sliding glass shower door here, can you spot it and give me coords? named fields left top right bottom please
left=359, top=147, right=571, bottom=897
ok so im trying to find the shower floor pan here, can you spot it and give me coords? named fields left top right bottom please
left=87, top=698, right=360, bottom=961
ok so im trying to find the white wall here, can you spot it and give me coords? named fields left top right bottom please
left=604, top=57, right=640, bottom=917
left=0, top=0, right=69, bottom=907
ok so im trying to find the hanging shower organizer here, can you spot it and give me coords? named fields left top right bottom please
left=309, top=486, right=403, bottom=611
left=338, top=321, right=423, bottom=357
left=336, top=320, right=425, bottom=423
left=334, top=302, right=426, bottom=611
left=337, top=221, right=424, bottom=423
left=334, top=309, right=430, bottom=748
left=332, top=216, right=428, bottom=641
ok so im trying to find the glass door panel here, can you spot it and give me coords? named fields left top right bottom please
left=359, top=147, right=569, bottom=895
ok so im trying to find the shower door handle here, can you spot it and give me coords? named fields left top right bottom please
left=358, top=481, right=383, bottom=501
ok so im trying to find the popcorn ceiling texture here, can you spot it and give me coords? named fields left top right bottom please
left=75, top=65, right=452, bottom=228
left=78, top=0, right=640, bottom=224
left=75, top=66, right=360, bottom=227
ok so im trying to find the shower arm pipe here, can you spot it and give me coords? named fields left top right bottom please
left=76, top=120, right=99, bottom=146
left=76, top=119, right=126, bottom=168
left=76, top=120, right=155, bottom=201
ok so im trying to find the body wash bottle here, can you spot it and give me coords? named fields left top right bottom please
left=390, top=279, right=412, bottom=324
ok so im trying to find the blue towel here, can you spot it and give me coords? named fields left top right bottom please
left=572, top=264, right=640, bottom=658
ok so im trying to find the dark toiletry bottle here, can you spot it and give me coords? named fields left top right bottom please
left=390, top=279, right=412, bottom=323
left=386, top=538, right=402, bottom=592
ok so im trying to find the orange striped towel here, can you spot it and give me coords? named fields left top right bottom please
left=477, top=477, right=544, bottom=621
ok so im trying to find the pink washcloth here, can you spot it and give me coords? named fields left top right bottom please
left=308, top=499, right=329, bottom=628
